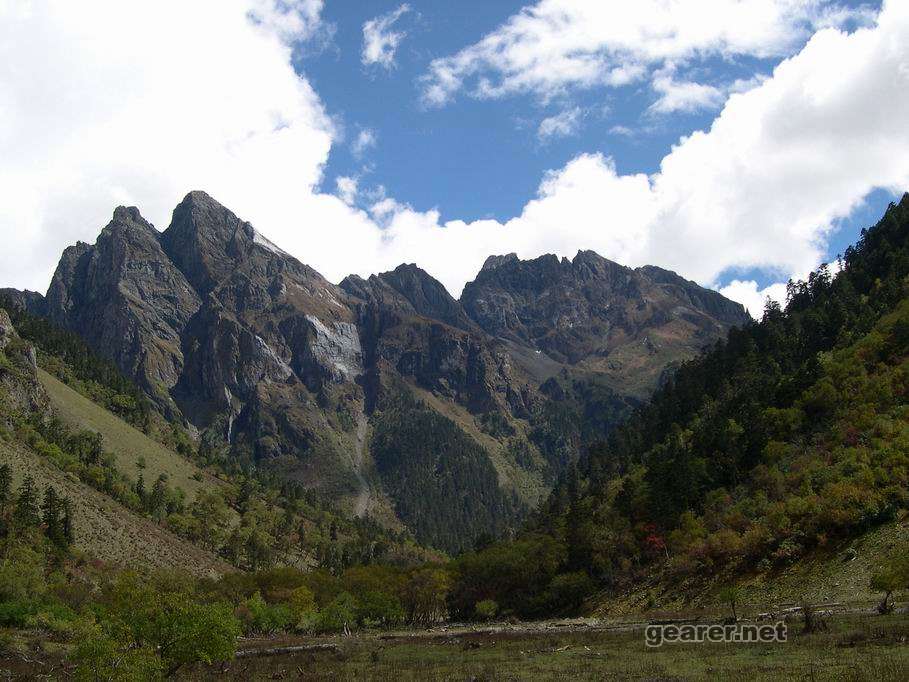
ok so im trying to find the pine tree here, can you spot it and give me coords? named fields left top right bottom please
left=135, top=472, right=146, bottom=503
left=149, top=474, right=168, bottom=520
left=61, top=498, right=74, bottom=547
left=237, top=479, right=253, bottom=514
left=0, top=464, right=11, bottom=506
left=13, top=475, right=40, bottom=528
left=42, top=486, right=65, bottom=547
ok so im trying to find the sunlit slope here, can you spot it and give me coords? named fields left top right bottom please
left=38, top=368, right=222, bottom=502
left=1, top=437, right=233, bottom=576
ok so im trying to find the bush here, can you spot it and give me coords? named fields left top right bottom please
left=474, top=599, right=498, bottom=621
left=236, top=591, right=293, bottom=635
left=25, top=602, right=78, bottom=638
left=71, top=624, right=162, bottom=682
left=537, top=571, right=595, bottom=613
left=0, top=600, right=37, bottom=628
left=314, top=592, right=358, bottom=634
left=356, top=590, right=404, bottom=628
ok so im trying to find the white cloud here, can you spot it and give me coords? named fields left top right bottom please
left=0, top=0, right=383, bottom=292
left=2, top=0, right=908, bottom=337
left=246, top=0, right=324, bottom=42
left=419, top=0, right=871, bottom=107
left=719, top=280, right=789, bottom=318
left=537, top=107, right=583, bottom=140
left=379, top=1, right=909, bottom=302
left=649, top=75, right=725, bottom=114
left=351, top=128, right=377, bottom=158
left=609, top=125, right=636, bottom=137
left=362, top=4, right=411, bottom=69
left=336, top=176, right=358, bottom=205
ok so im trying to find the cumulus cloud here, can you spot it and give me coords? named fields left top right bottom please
left=394, top=1, right=909, bottom=310
left=419, top=0, right=871, bottom=107
left=537, top=107, right=584, bottom=140
left=361, top=4, right=411, bottom=69
left=649, top=75, right=726, bottom=114
left=0, top=0, right=383, bottom=292
left=335, top=176, right=359, bottom=206
left=351, top=128, right=377, bottom=158
left=2, top=0, right=907, bottom=328
left=718, top=280, right=790, bottom=318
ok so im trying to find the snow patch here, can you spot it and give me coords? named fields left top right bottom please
left=253, top=229, right=290, bottom=258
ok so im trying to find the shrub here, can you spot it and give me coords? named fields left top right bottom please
left=355, top=590, right=404, bottom=628
left=315, top=592, right=358, bottom=633
left=26, top=603, right=79, bottom=638
left=237, top=591, right=293, bottom=635
left=474, top=599, right=498, bottom=621
left=0, top=600, right=37, bottom=628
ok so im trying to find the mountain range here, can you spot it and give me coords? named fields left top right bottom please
left=1, top=191, right=749, bottom=552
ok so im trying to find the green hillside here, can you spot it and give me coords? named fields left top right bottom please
left=1, top=437, right=232, bottom=576
left=38, top=368, right=222, bottom=503
left=442, top=194, right=909, bottom=619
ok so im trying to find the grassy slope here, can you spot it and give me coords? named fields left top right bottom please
left=38, top=368, right=224, bottom=502
left=595, top=513, right=909, bottom=617
left=0, top=437, right=233, bottom=577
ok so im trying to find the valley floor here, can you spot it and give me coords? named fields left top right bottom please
left=7, top=610, right=904, bottom=681
left=187, top=610, right=909, bottom=680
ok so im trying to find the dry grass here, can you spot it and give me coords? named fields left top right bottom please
left=596, top=515, right=909, bottom=618
left=0, top=437, right=233, bottom=577
left=38, top=369, right=224, bottom=502
left=181, top=612, right=909, bottom=681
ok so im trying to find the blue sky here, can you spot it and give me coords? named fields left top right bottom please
left=301, top=0, right=894, bottom=294
left=2, top=0, right=907, bottom=317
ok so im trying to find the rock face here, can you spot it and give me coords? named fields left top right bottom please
left=42, top=207, right=201, bottom=412
left=341, top=266, right=529, bottom=416
left=0, top=288, right=46, bottom=316
left=461, top=250, right=750, bottom=397
left=3, top=191, right=751, bottom=551
left=0, top=309, right=48, bottom=424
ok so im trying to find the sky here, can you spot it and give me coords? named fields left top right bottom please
left=2, top=0, right=908, bottom=317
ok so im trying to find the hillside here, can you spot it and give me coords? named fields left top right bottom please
left=443, top=194, right=909, bottom=619
left=0, top=304, right=432, bottom=578
left=1, top=437, right=233, bottom=576
left=38, top=368, right=223, bottom=503
left=595, top=513, right=909, bottom=617
left=2, top=191, right=748, bottom=552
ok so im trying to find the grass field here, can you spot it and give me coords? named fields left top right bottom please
left=38, top=368, right=224, bottom=502
left=179, top=611, right=909, bottom=681
left=0, top=437, right=233, bottom=576
left=2, top=604, right=907, bottom=679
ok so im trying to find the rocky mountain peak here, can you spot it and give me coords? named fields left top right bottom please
left=374, top=264, right=475, bottom=330
left=1, top=191, right=757, bottom=547
left=480, top=253, right=520, bottom=272
left=159, top=191, right=254, bottom=295
left=110, top=205, right=152, bottom=227
left=460, top=248, right=749, bottom=395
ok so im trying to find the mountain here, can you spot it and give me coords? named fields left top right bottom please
left=461, top=250, right=750, bottom=398
left=444, top=194, right=909, bottom=618
left=0, top=298, right=429, bottom=576
left=2, top=191, right=748, bottom=553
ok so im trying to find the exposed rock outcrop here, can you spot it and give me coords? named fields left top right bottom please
left=460, top=249, right=751, bottom=396
left=0, top=309, right=48, bottom=423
